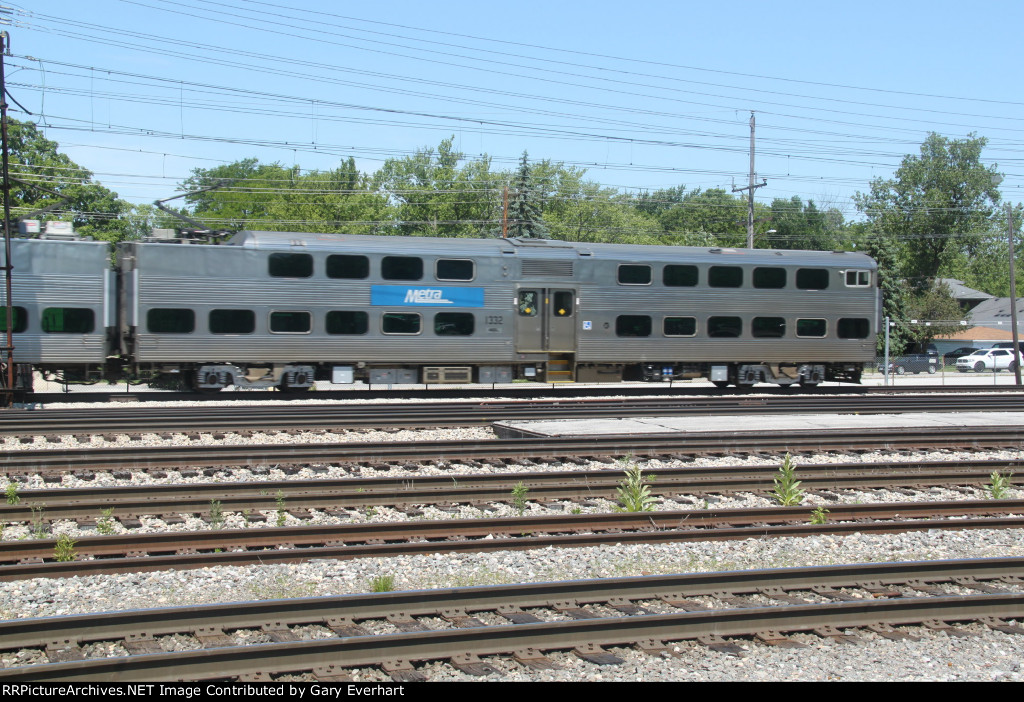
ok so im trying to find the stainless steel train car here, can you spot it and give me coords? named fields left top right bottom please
left=2, top=230, right=879, bottom=390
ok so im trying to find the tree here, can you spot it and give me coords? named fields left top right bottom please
left=905, top=281, right=965, bottom=348
left=507, top=151, right=547, bottom=239
left=181, top=158, right=296, bottom=231
left=862, top=227, right=912, bottom=357
left=8, top=119, right=133, bottom=241
left=854, top=133, right=1002, bottom=288
left=765, top=196, right=845, bottom=251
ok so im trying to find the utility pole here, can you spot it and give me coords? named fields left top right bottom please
left=1009, top=202, right=1021, bottom=386
left=732, top=111, right=767, bottom=248
left=0, top=32, right=13, bottom=405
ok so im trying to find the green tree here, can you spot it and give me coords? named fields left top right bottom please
left=863, top=227, right=912, bottom=357
left=906, top=280, right=965, bottom=348
left=765, top=196, right=845, bottom=251
left=181, top=158, right=296, bottom=231
left=854, top=133, right=1002, bottom=289
left=654, top=188, right=752, bottom=246
left=8, top=119, right=133, bottom=241
left=507, top=151, right=547, bottom=239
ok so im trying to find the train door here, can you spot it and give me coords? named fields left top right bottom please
left=514, top=288, right=577, bottom=353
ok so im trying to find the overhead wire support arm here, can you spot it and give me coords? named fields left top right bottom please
left=731, top=111, right=767, bottom=249
left=154, top=178, right=236, bottom=233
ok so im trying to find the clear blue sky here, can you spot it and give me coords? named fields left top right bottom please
left=8, top=0, right=1023, bottom=220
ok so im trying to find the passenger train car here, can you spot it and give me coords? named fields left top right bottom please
left=0, top=230, right=879, bottom=391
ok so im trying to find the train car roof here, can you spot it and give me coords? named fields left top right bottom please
left=228, top=230, right=876, bottom=269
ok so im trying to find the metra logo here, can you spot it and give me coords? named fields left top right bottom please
left=404, top=289, right=453, bottom=304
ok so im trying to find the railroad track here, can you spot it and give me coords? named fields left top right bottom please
left=6, top=499, right=1024, bottom=581
left=3, top=458, right=1021, bottom=524
left=5, top=393, right=1024, bottom=436
left=3, top=557, right=1022, bottom=681
left=2, top=426, right=1022, bottom=476
left=25, top=382, right=1024, bottom=406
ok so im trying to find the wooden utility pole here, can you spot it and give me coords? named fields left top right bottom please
left=732, top=111, right=767, bottom=248
left=1009, top=202, right=1021, bottom=386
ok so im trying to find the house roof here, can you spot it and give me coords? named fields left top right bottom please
left=936, top=278, right=995, bottom=302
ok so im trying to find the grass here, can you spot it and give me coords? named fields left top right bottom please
left=614, top=463, right=657, bottom=513
left=5, top=483, right=18, bottom=505
left=988, top=471, right=1014, bottom=500
left=512, top=482, right=530, bottom=516
left=275, top=490, right=288, bottom=527
left=809, top=506, right=830, bottom=525
left=209, top=500, right=224, bottom=530
left=97, top=508, right=116, bottom=535
left=369, top=574, right=396, bottom=592
left=30, top=505, right=47, bottom=539
left=772, top=453, right=805, bottom=506
left=54, top=533, right=77, bottom=562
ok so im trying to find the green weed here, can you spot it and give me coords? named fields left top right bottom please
left=97, top=508, right=115, bottom=535
left=512, top=482, right=530, bottom=516
left=369, top=574, right=395, bottom=592
left=614, top=463, right=657, bottom=513
left=54, top=533, right=77, bottom=562
left=988, top=471, right=1014, bottom=500
left=5, top=483, right=18, bottom=505
left=772, top=453, right=804, bottom=506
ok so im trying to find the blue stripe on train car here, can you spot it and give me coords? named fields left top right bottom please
left=370, top=285, right=485, bottom=307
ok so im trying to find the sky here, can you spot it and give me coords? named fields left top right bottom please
left=7, top=0, right=1024, bottom=223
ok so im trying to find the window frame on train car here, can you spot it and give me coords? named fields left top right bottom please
left=268, top=252, right=314, bottom=278
left=381, top=256, right=424, bottom=281
left=795, top=318, right=828, bottom=338
left=663, top=316, right=697, bottom=337
left=708, top=266, right=743, bottom=288
left=0, top=306, right=28, bottom=334
left=146, top=308, right=195, bottom=334
left=796, top=268, right=830, bottom=290
left=617, top=264, right=652, bottom=286
left=552, top=291, right=574, bottom=317
left=209, top=309, right=256, bottom=335
left=326, top=254, right=370, bottom=280
left=433, top=312, right=475, bottom=336
left=752, top=267, right=787, bottom=289
left=435, top=259, right=475, bottom=282
left=751, top=316, right=786, bottom=338
left=41, top=307, right=95, bottom=334
left=845, top=270, right=872, bottom=287
left=269, top=310, right=313, bottom=335
left=615, top=315, right=652, bottom=337
left=382, top=312, right=422, bottom=335
left=837, top=317, right=871, bottom=339
left=325, top=310, right=369, bottom=335
left=663, top=264, right=698, bottom=287
left=707, top=316, right=742, bottom=338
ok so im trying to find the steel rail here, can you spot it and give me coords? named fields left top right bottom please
left=26, top=382, right=1024, bottom=406
left=4, top=504, right=1024, bottom=581
left=3, top=592, right=1023, bottom=681
left=1, top=426, right=1022, bottom=474
left=2, top=458, right=1022, bottom=523
left=5, top=393, right=1024, bottom=436
left=2, top=557, right=1021, bottom=654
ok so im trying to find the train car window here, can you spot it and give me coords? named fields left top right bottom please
left=326, top=311, right=369, bottom=335
left=708, top=266, right=743, bottom=288
left=269, top=311, right=312, bottom=334
left=845, top=270, right=871, bottom=287
left=209, top=309, right=255, bottom=334
left=0, top=307, right=28, bottom=334
left=268, top=253, right=313, bottom=278
left=615, top=315, right=652, bottom=337
left=796, top=319, right=827, bottom=337
left=553, top=291, right=574, bottom=317
left=753, top=267, right=786, bottom=289
left=382, top=312, right=421, bottom=334
left=434, top=312, right=474, bottom=336
left=663, top=316, right=697, bottom=337
left=518, top=291, right=539, bottom=316
left=752, top=317, right=786, bottom=338
left=41, top=308, right=94, bottom=334
left=796, top=268, right=830, bottom=290
left=326, top=254, right=370, bottom=279
left=147, top=308, right=195, bottom=334
left=663, top=265, right=698, bottom=287
left=617, top=264, right=651, bottom=285
left=382, top=256, right=423, bottom=281
left=837, top=318, right=870, bottom=339
left=707, top=316, right=742, bottom=338
left=436, top=259, right=475, bottom=281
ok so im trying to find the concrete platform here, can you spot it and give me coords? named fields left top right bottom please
left=492, top=411, right=1024, bottom=439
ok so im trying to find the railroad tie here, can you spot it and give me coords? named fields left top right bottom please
left=193, top=626, right=234, bottom=648
left=45, top=639, right=85, bottom=662
left=449, top=653, right=499, bottom=676
left=381, top=660, right=426, bottom=683
left=312, top=665, right=354, bottom=683
left=512, top=648, right=561, bottom=670
left=755, top=631, right=808, bottom=648
left=441, top=609, right=488, bottom=628
left=695, top=635, right=745, bottom=656
left=812, top=626, right=862, bottom=644
left=865, top=623, right=921, bottom=641
left=325, top=617, right=367, bottom=638
left=573, top=643, right=624, bottom=665
left=122, top=633, right=163, bottom=655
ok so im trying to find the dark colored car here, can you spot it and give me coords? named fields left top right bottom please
left=878, top=351, right=938, bottom=375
